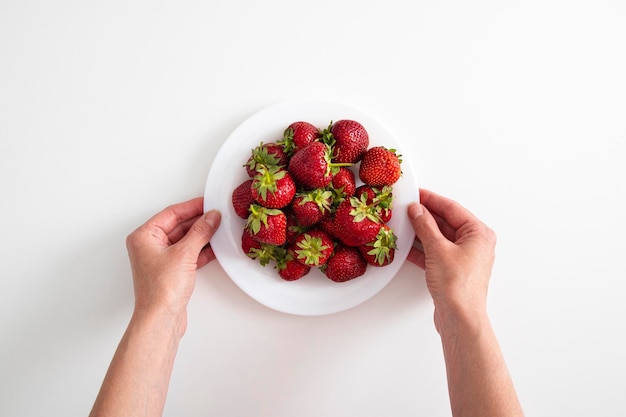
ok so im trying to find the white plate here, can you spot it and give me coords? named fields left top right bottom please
left=204, top=98, right=419, bottom=315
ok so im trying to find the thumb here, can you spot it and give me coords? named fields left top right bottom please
left=407, top=202, right=443, bottom=252
left=178, top=210, right=221, bottom=254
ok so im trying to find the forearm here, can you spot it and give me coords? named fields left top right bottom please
left=89, top=308, right=185, bottom=417
left=438, top=309, right=524, bottom=417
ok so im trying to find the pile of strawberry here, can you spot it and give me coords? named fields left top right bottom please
left=231, top=119, right=402, bottom=282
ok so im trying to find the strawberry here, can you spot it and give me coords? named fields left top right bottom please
left=232, top=179, right=255, bottom=219
left=241, top=227, right=262, bottom=254
left=245, top=142, right=288, bottom=177
left=284, top=208, right=305, bottom=245
left=379, top=206, right=392, bottom=223
left=294, top=229, right=334, bottom=267
left=323, top=244, right=367, bottom=282
left=354, top=184, right=376, bottom=204
left=288, top=141, right=348, bottom=189
left=241, top=229, right=276, bottom=266
left=321, top=120, right=369, bottom=163
left=374, top=185, right=394, bottom=223
left=291, top=188, right=333, bottom=227
left=358, top=225, right=397, bottom=266
left=318, top=212, right=339, bottom=239
left=279, top=121, right=320, bottom=155
left=276, top=246, right=311, bottom=281
left=246, top=204, right=287, bottom=245
left=331, top=166, right=356, bottom=198
left=333, top=196, right=382, bottom=247
left=232, top=118, right=401, bottom=282
left=359, top=146, right=402, bottom=187
left=355, top=185, right=393, bottom=223
left=251, top=166, right=296, bottom=209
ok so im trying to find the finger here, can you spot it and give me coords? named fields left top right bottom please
left=167, top=215, right=202, bottom=245
left=177, top=210, right=221, bottom=256
left=419, top=189, right=478, bottom=231
left=431, top=211, right=457, bottom=242
left=407, top=202, right=446, bottom=253
left=146, top=197, right=205, bottom=236
left=407, top=246, right=425, bottom=269
left=197, top=244, right=216, bottom=269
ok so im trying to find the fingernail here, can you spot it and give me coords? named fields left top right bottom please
left=408, top=202, right=424, bottom=220
left=204, top=210, right=220, bottom=229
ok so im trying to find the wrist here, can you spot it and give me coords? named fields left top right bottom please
left=433, top=302, right=490, bottom=340
left=131, top=303, right=188, bottom=341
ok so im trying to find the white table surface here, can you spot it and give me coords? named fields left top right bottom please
left=1, top=1, right=625, bottom=416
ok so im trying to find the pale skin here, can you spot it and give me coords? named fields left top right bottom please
left=407, top=189, right=524, bottom=417
left=89, top=197, right=221, bottom=417
left=89, top=190, right=524, bottom=417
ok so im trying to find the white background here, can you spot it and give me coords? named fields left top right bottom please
left=1, top=1, right=624, bottom=416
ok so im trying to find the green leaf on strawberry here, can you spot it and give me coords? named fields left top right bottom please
left=252, top=165, right=286, bottom=201
left=360, top=225, right=397, bottom=266
left=294, top=230, right=334, bottom=266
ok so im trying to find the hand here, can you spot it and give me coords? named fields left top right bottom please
left=125, top=197, right=221, bottom=332
left=407, top=190, right=525, bottom=417
left=89, top=198, right=221, bottom=417
left=407, top=189, right=496, bottom=332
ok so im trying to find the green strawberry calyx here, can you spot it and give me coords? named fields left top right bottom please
left=274, top=247, right=294, bottom=271
left=320, top=141, right=352, bottom=177
left=297, top=188, right=333, bottom=214
left=372, top=185, right=393, bottom=219
left=295, top=233, right=331, bottom=266
left=247, top=244, right=280, bottom=267
left=277, top=127, right=299, bottom=156
left=327, top=183, right=346, bottom=208
left=349, top=195, right=382, bottom=223
left=365, top=227, right=398, bottom=265
left=245, top=142, right=284, bottom=172
left=246, top=204, right=283, bottom=235
left=319, top=121, right=335, bottom=147
left=252, top=165, right=287, bottom=202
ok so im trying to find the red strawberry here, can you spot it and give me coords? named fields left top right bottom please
left=232, top=179, right=255, bottom=219
left=288, top=142, right=350, bottom=189
left=233, top=118, right=400, bottom=283
left=318, top=212, right=339, bottom=239
left=294, top=229, right=334, bottom=267
left=279, top=121, right=320, bottom=155
left=246, top=204, right=287, bottom=245
left=333, top=197, right=382, bottom=247
left=276, top=246, right=311, bottom=281
left=324, top=244, right=367, bottom=282
left=359, top=146, right=402, bottom=187
left=354, top=184, right=376, bottom=204
left=251, top=166, right=296, bottom=209
left=322, top=120, right=369, bottom=163
left=331, top=167, right=356, bottom=198
left=358, top=225, right=397, bottom=266
left=245, top=142, right=288, bottom=177
left=355, top=185, right=393, bottom=223
left=379, top=206, right=392, bottom=224
left=241, top=229, right=276, bottom=266
left=284, top=208, right=305, bottom=245
left=241, top=227, right=262, bottom=254
left=374, top=185, right=394, bottom=223
left=291, top=188, right=333, bottom=227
